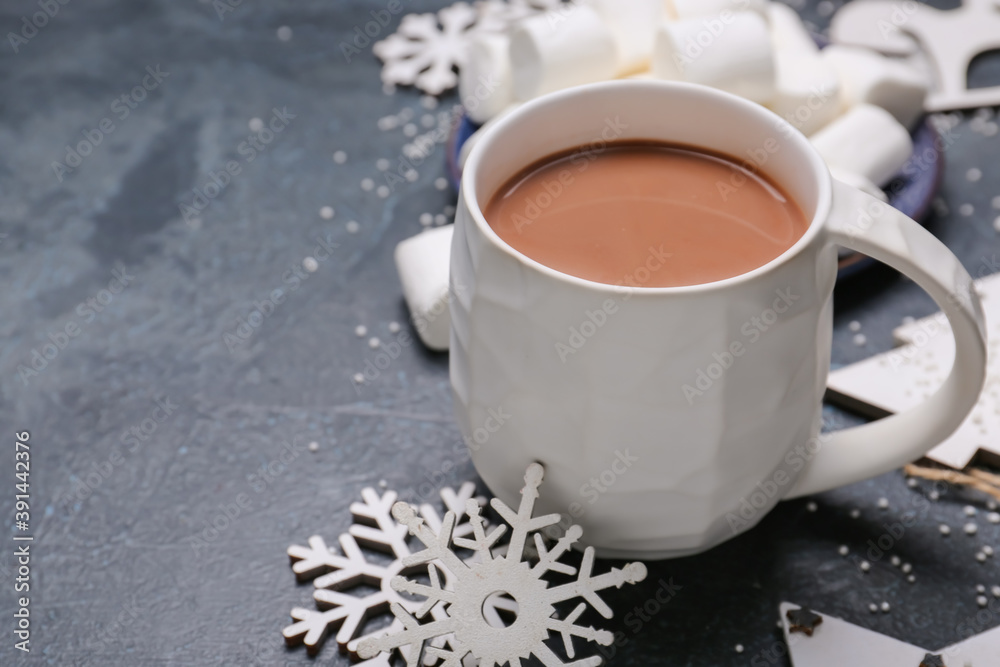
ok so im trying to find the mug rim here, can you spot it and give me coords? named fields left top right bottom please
left=461, top=80, right=833, bottom=295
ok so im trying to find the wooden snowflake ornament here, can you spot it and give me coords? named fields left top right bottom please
left=357, top=463, right=648, bottom=666
left=283, top=483, right=487, bottom=661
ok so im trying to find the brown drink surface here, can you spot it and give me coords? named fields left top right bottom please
left=484, top=141, right=809, bottom=287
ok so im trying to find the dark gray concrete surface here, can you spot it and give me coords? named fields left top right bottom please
left=0, top=1, right=998, bottom=665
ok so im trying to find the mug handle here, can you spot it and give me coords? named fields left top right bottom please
left=787, top=179, right=988, bottom=498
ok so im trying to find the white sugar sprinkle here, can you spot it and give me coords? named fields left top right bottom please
left=906, top=477, right=919, bottom=488
left=987, top=512, right=1000, bottom=524
left=967, top=168, right=983, bottom=182
left=361, top=178, right=375, bottom=191
left=403, top=123, right=418, bottom=137
left=983, top=545, right=994, bottom=556
left=877, top=497, right=889, bottom=509
left=333, top=150, right=347, bottom=164
left=907, top=574, right=916, bottom=583
left=860, top=560, right=871, bottom=572
left=965, top=522, right=978, bottom=535
left=901, top=563, right=912, bottom=573
left=977, top=584, right=986, bottom=593
left=320, top=206, right=334, bottom=219
left=308, top=441, right=319, bottom=452
left=277, top=25, right=292, bottom=41
left=853, top=333, right=867, bottom=346
left=965, top=505, right=978, bottom=516
left=346, top=220, right=360, bottom=234
left=880, top=601, right=890, bottom=613
left=355, top=326, right=367, bottom=337
left=959, top=203, right=975, bottom=217
left=376, top=158, right=391, bottom=171
left=368, top=337, right=381, bottom=349
left=992, top=585, right=1000, bottom=598
left=977, top=595, right=989, bottom=607
left=806, top=501, right=818, bottom=512
left=405, top=169, right=419, bottom=182
left=929, top=490, right=940, bottom=501
left=302, top=257, right=319, bottom=273
left=850, top=509, right=861, bottom=519
left=940, top=524, right=951, bottom=536
left=993, top=216, right=1000, bottom=233
left=435, top=214, right=448, bottom=225
left=735, top=644, right=744, bottom=654
left=435, top=177, right=449, bottom=190
left=849, top=320, right=862, bottom=332
left=891, top=555, right=901, bottom=567
left=992, top=195, right=1000, bottom=210
left=419, top=213, right=433, bottom=226
left=976, top=552, right=987, bottom=562
left=248, top=117, right=264, bottom=132
left=378, top=478, right=389, bottom=488
left=353, top=373, right=364, bottom=384
left=838, top=545, right=849, bottom=556
left=868, top=603, right=878, bottom=613
left=377, top=185, right=390, bottom=198
left=421, top=95, right=438, bottom=109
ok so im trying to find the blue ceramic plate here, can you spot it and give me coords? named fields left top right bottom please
left=446, top=112, right=943, bottom=279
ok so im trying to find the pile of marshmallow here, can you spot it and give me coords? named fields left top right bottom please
left=458, top=0, right=931, bottom=199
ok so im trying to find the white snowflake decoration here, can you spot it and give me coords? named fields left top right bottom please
left=373, top=0, right=569, bottom=95
left=283, top=482, right=486, bottom=663
left=357, top=463, right=648, bottom=666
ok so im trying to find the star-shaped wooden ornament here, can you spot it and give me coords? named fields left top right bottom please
left=781, top=602, right=1000, bottom=666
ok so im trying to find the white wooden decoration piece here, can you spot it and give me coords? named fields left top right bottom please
left=357, top=463, right=648, bottom=666
left=827, top=273, right=1000, bottom=469
left=283, top=482, right=489, bottom=662
left=781, top=602, right=1000, bottom=666
left=829, top=0, right=1000, bottom=111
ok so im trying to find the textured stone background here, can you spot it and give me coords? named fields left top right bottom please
left=0, top=0, right=998, bottom=665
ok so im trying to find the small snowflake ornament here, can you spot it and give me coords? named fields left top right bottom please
left=283, top=482, right=486, bottom=661
left=358, top=463, right=648, bottom=666
left=373, top=2, right=479, bottom=95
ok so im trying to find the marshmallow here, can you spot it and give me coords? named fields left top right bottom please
left=667, top=0, right=768, bottom=21
left=810, top=104, right=913, bottom=187
left=510, top=5, right=619, bottom=100
left=769, top=51, right=841, bottom=136
left=459, top=33, right=514, bottom=124
left=822, top=45, right=929, bottom=129
left=585, top=0, right=664, bottom=74
left=394, top=225, right=454, bottom=351
left=828, top=165, right=887, bottom=202
left=767, top=2, right=818, bottom=55
left=652, top=11, right=775, bottom=103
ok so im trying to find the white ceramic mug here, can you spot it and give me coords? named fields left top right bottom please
left=450, top=81, right=987, bottom=559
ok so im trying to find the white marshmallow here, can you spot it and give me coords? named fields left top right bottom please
left=828, top=165, right=887, bottom=202
left=510, top=6, right=619, bottom=101
left=652, top=11, right=775, bottom=103
left=585, top=0, right=664, bottom=74
left=767, top=2, right=818, bottom=55
left=459, top=33, right=513, bottom=124
left=822, top=45, right=929, bottom=129
left=667, top=0, right=768, bottom=21
left=394, top=225, right=454, bottom=351
left=810, top=104, right=913, bottom=187
left=769, top=51, right=841, bottom=136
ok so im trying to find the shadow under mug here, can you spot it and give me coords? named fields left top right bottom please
left=450, top=81, right=987, bottom=559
